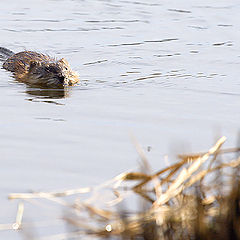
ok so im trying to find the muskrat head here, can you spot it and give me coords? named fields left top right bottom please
left=27, top=58, right=79, bottom=87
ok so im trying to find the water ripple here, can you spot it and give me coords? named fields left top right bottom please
left=109, top=38, right=178, bottom=47
left=168, top=9, right=192, bottom=13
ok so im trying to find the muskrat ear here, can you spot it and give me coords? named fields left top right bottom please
left=29, top=60, right=41, bottom=71
left=58, top=58, right=69, bottom=66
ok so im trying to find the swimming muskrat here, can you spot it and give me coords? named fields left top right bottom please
left=0, top=47, right=79, bottom=87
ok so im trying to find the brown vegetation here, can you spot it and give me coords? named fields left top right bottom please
left=3, top=136, right=240, bottom=239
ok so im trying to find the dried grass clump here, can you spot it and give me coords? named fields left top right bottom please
left=3, top=136, right=240, bottom=239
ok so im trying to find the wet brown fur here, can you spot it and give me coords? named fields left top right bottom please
left=3, top=51, right=79, bottom=87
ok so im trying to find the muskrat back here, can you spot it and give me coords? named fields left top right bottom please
left=1, top=48, right=79, bottom=87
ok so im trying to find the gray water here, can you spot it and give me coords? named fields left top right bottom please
left=0, top=0, right=240, bottom=238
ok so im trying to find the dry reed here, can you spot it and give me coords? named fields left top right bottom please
left=3, top=136, right=240, bottom=239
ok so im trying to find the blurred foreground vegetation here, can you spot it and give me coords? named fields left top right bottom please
left=4, top=136, right=240, bottom=239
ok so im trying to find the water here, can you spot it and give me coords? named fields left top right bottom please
left=0, top=0, right=240, bottom=238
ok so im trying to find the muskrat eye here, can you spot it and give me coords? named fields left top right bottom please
left=29, top=60, right=40, bottom=71
left=62, top=66, right=68, bottom=71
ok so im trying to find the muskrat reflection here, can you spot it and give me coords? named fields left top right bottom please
left=25, top=87, right=69, bottom=99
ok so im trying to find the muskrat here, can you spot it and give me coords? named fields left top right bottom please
left=0, top=47, right=79, bottom=87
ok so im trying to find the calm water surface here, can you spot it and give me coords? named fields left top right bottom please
left=0, top=0, right=240, bottom=238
